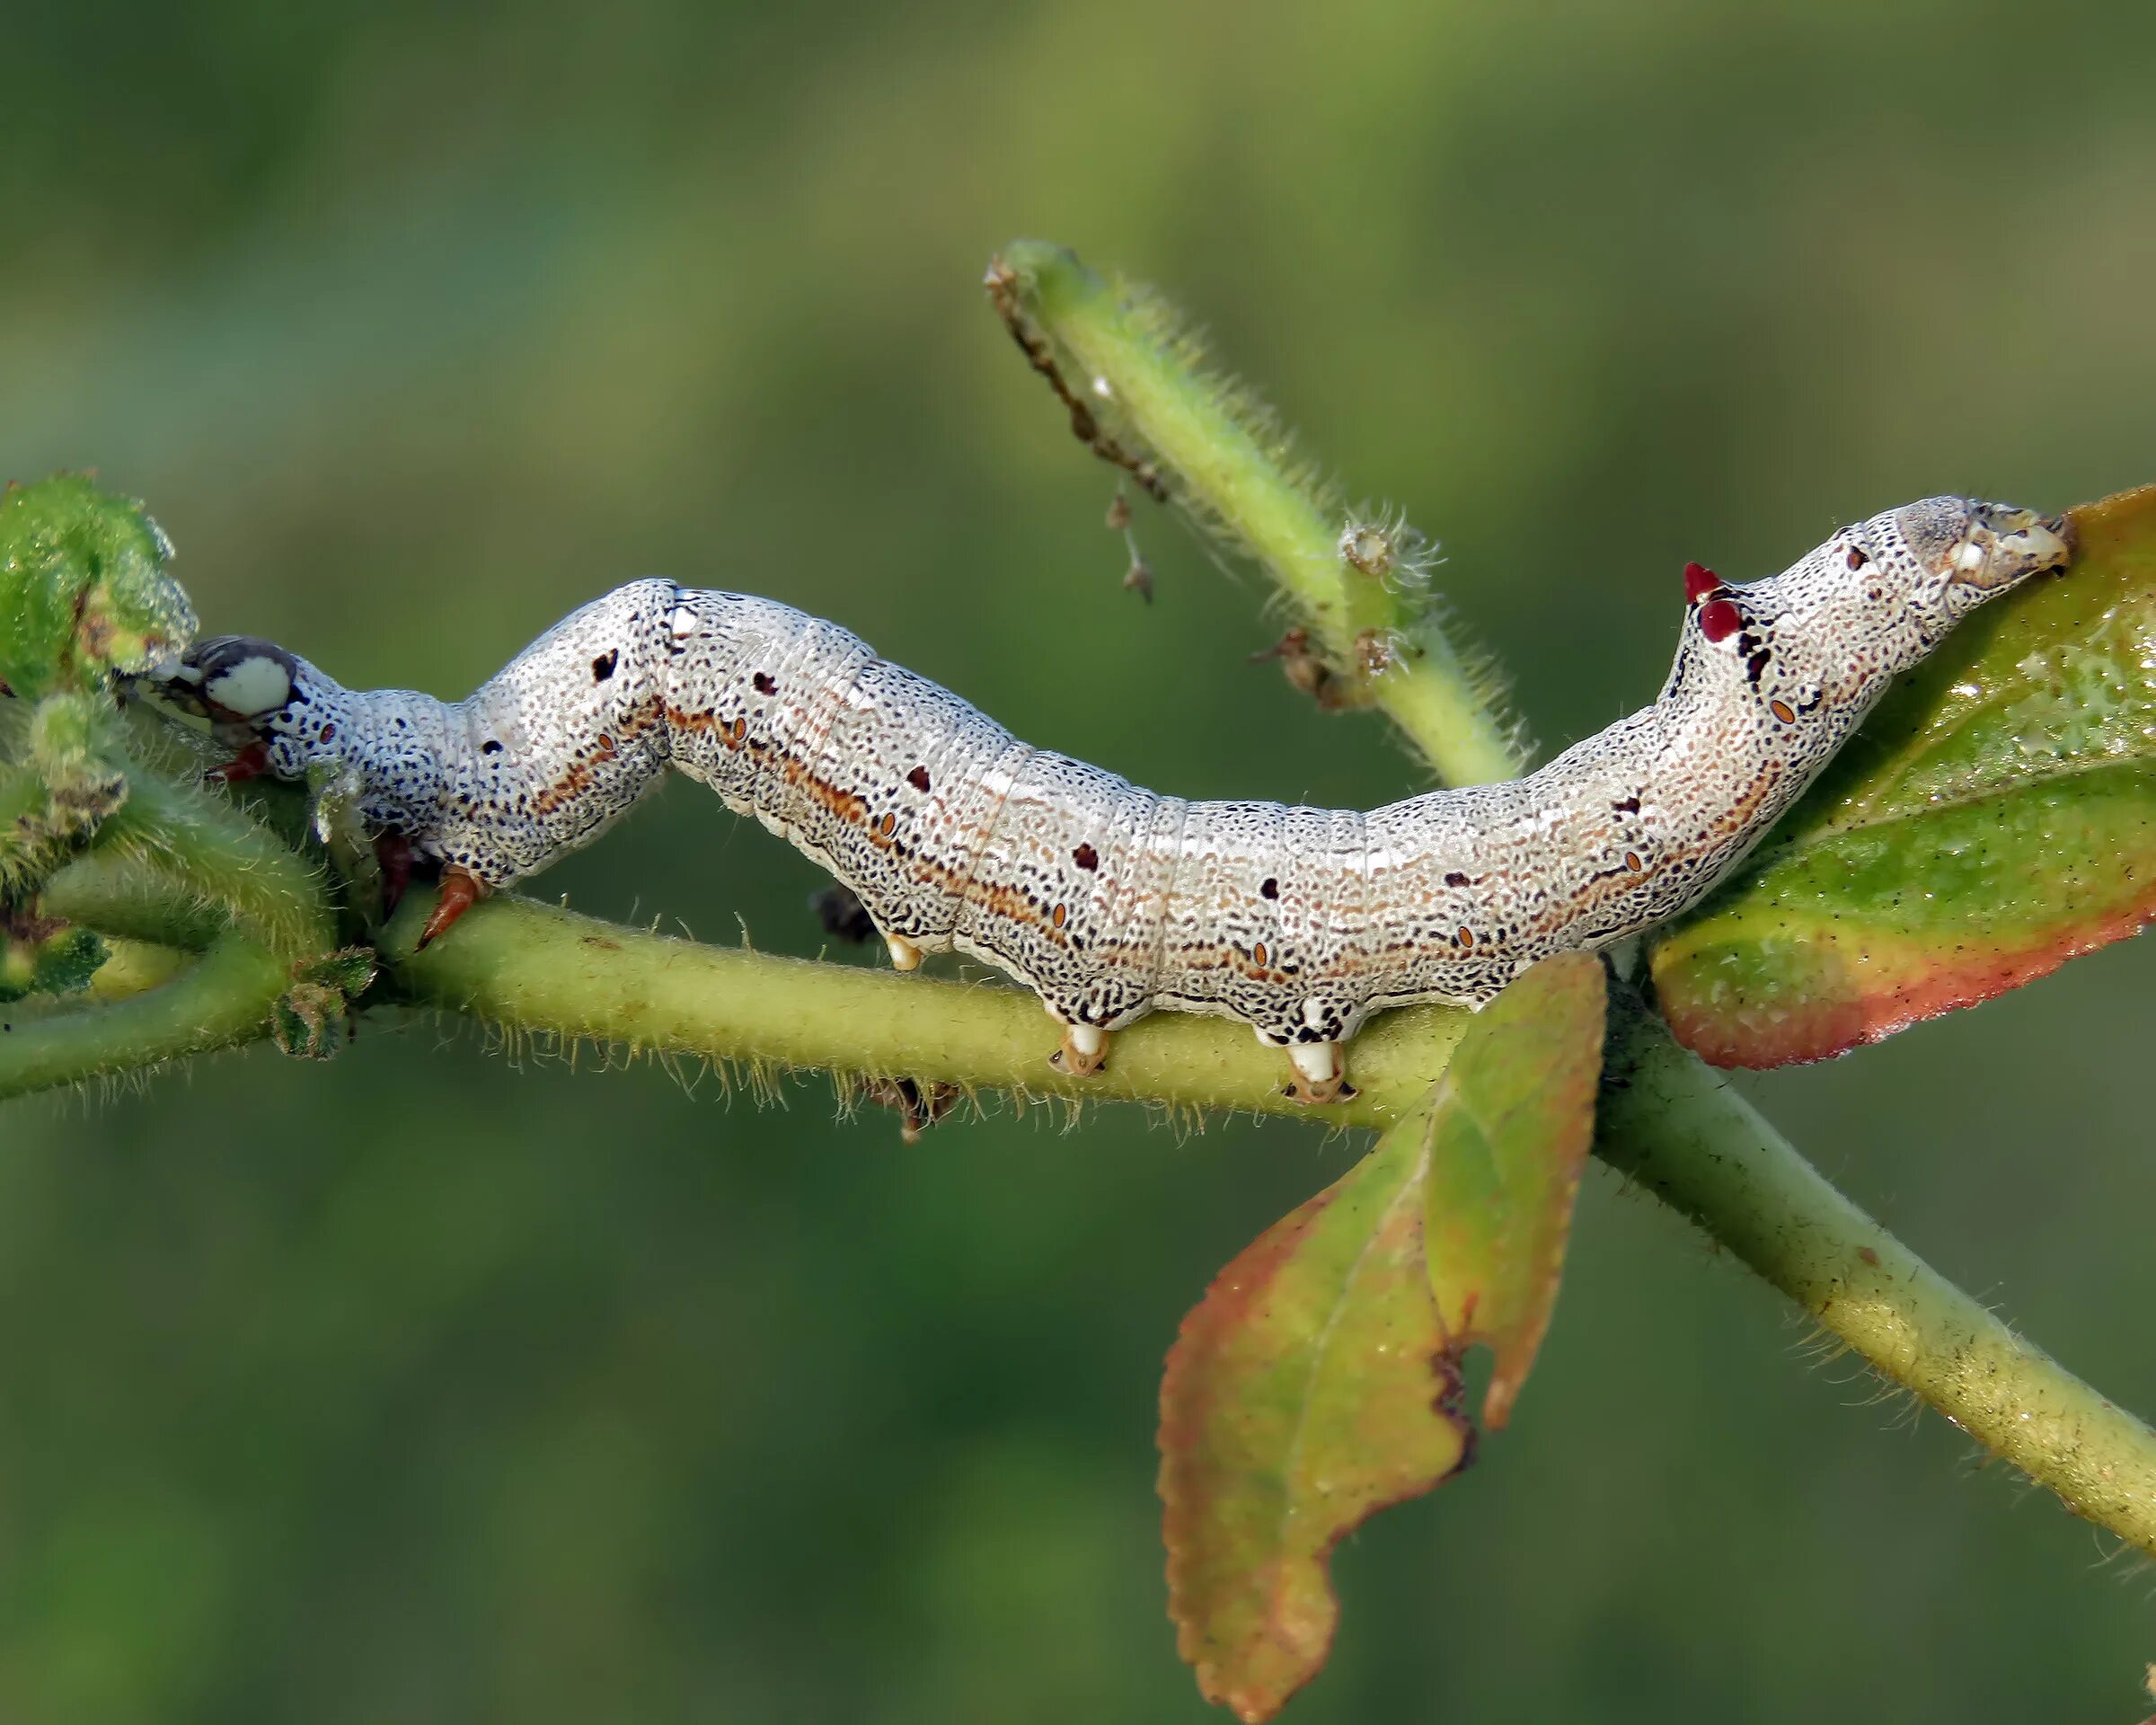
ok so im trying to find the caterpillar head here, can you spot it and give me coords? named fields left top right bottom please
left=156, top=635, right=328, bottom=783
left=1687, top=497, right=2074, bottom=722
left=159, top=636, right=305, bottom=728
left=1877, top=496, right=2075, bottom=641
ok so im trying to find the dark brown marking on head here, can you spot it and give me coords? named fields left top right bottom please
left=1445, top=870, right=1470, bottom=889
left=591, top=649, right=619, bottom=682
left=1613, top=794, right=1641, bottom=816
left=1073, top=843, right=1099, bottom=871
left=754, top=671, right=777, bottom=695
left=1846, top=546, right=1869, bottom=571
left=1259, top=877, right=1279, bottom=899
left=907, top=765, right=932, bottom=792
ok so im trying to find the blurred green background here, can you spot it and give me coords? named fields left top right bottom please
left=5, top=1, right=2155, bottom=1719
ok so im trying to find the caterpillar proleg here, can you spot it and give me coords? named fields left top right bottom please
left=160, top=497, right=2072, bottom=1101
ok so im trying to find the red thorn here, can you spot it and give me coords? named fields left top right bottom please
left=1697, top=597, right=1744, bottom=643
left=416, top=867, right=485, bottom=949
left=1683, top=562, right=1722, bottom=605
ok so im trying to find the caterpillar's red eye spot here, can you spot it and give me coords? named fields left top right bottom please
left=1683, top=562, right=1722, bottom=605
left=1697, top=598, right=1743, bottom=642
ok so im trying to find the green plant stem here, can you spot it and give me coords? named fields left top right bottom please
left=400, top=898, right=2156, bottom=1561
left=101, top=761, right=335, bottom=962
left=23, top=854, right=2156, bottom=1555
left=1596, top=986, right=2156, bottom=1555
left=40, top=849, right=228, bottom=949
left=0, top=929, right=287, bottom=1101
left=994, top=242, right=1525, bottom=787
left=380, top=889, right=1467, bottom=1128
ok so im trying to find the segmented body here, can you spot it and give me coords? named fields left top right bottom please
left=164, top=496, right=2072, bottom=1092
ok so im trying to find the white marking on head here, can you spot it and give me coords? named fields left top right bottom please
left=204, top=654, right=293, bottom=718
left=668, top=606, right=700, bottom=641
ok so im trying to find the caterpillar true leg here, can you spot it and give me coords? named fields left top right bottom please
left=207, top=739, right=272, bottom=784
left=375, top=832, right=414, bottom=916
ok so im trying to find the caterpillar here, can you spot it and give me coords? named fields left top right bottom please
left=157, top=497, right=2071, bottom=1102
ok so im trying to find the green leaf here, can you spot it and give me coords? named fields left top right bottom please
left=1158, top=954, right=1605, bottom=1721
left=1651, top=483, right=2156, bottom=1066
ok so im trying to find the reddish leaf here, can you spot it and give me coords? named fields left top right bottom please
left=1159, top=955, right=1606, bottom=1721
left=1652, top=484, right=2156, bottom=1066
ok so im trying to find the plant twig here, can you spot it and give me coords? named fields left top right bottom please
left=379, top=889, right=1470, bottom=1128
left=991, top=242, right=1526, bottom=787
left=1596, top=985, right=2156, bottom=1556
left=0, top=929, right=287, bottom=1101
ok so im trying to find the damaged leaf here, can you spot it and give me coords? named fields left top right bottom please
left=1160, top=954, right=1605, bottom=1721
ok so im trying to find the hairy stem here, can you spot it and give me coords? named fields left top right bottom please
left=0, top=929, right=288, bottom=1101
left=100, top=761, right=335, bottom=962
left=381, top=889, right=1468, bottom=1128
left=23, top=852, right=2156, bottom=1556
left=40, top=849, right=229, bottom=949
left=1596, top=986, right=2156, bottom=1555
left=992, top=242, right=1525, bottom=786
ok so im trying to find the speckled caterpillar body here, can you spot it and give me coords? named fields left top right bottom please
left=163, top=497, right=2071, bottom=1099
